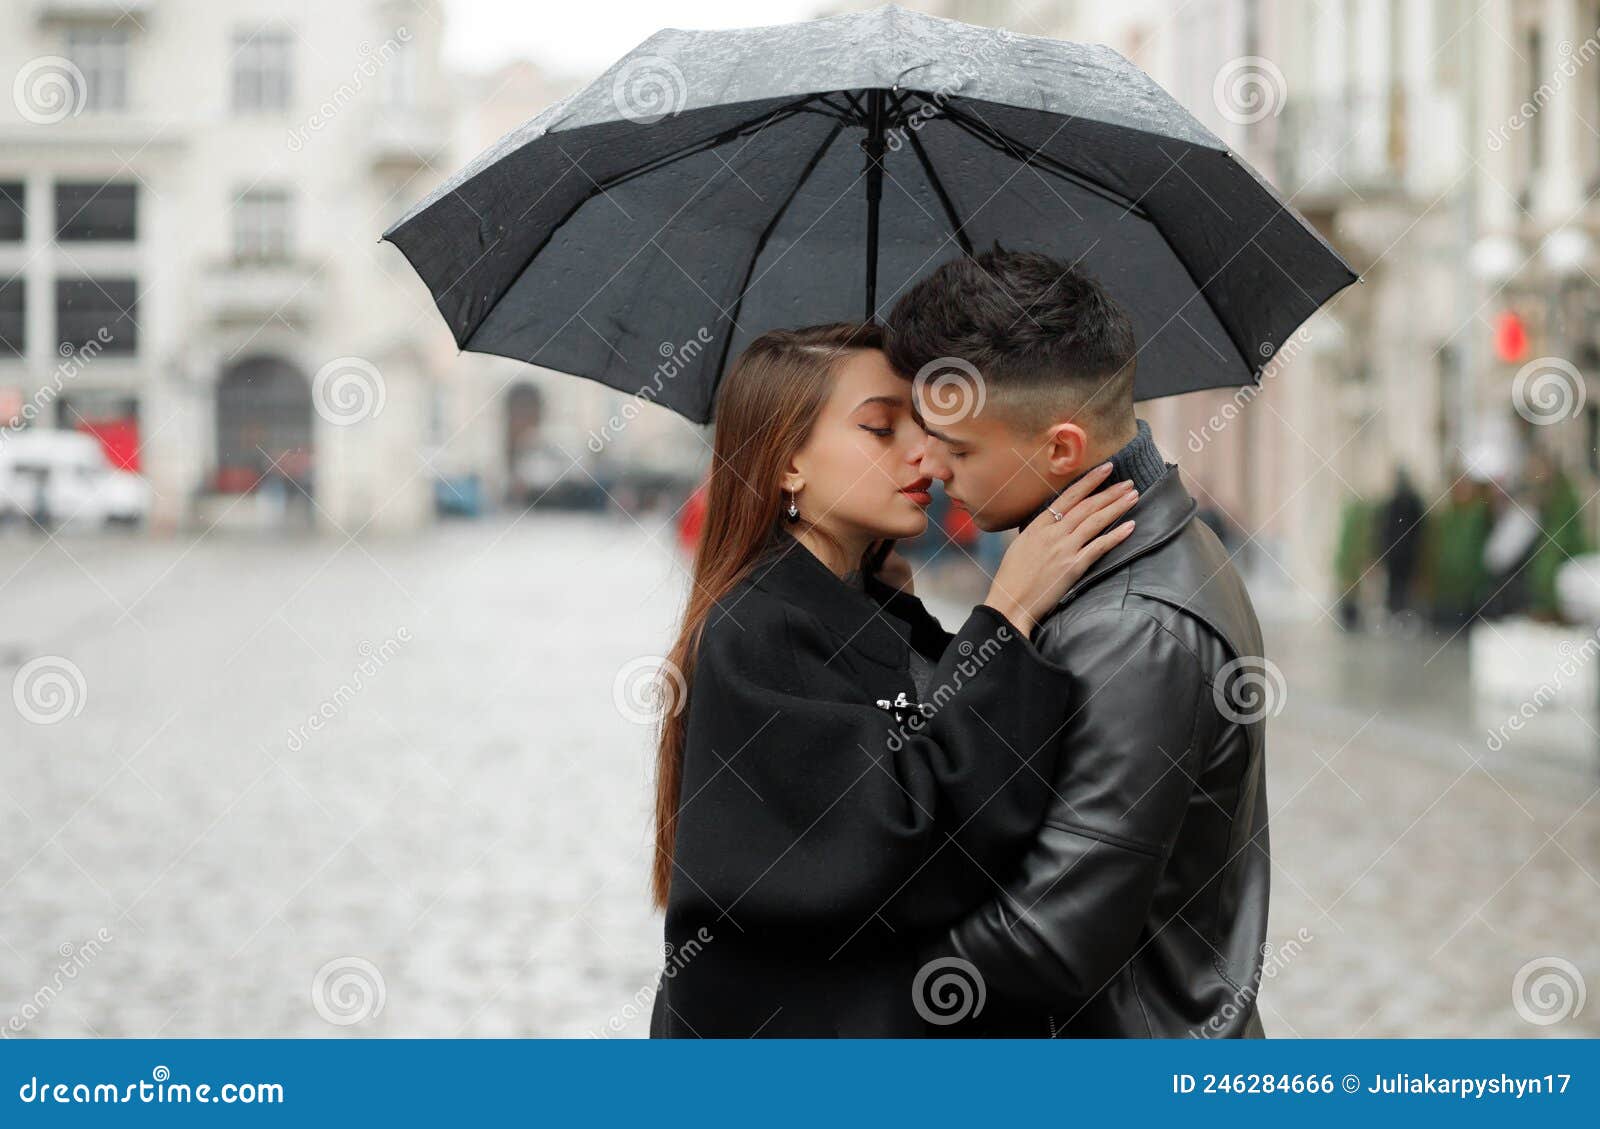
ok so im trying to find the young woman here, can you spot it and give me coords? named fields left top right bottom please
left=647, top=323, right=1138, bottom=1037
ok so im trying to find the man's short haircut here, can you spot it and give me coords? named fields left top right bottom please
left=884, top=248, right=1138, bottom=436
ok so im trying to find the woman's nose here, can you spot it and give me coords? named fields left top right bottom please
left=914, top=442, right=952, bottom=482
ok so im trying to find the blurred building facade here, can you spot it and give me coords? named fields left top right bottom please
left=0, top=0, right=467, bottom=532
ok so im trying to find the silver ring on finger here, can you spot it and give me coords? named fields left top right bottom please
left=1047, top=507, right=1064, bottom=522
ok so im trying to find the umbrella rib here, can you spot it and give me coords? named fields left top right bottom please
left=596, top=95, right=825, bottom=194
left=708, top=119, right=849, bottom=400
left=936, top=103, right=1151, bottom=221
left=905, top=129, right=974, bottom=257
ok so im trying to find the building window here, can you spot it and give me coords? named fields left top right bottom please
left=233, top=28, right=293, bottom=112
left=0, top=183, right=23, bottom=243
left=0, top=278, right=23, bottom=358
left=232, top=188, right=292, bottom=263
left=55, top=182, right=137, bottom=242
left=64, top=25, right=129, bottom=112
left=56, top=277, right=137, bottom=355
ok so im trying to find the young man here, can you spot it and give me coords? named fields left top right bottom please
left=885, top=249, right=1272, bottom=1037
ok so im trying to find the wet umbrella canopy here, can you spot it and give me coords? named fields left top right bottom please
left=382, top=4, right=1356, bottom=424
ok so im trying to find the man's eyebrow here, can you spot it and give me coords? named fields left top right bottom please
left=920, top=424, right=961, bottom=445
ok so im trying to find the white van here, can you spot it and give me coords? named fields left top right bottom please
left=0, top=429, right=151, bottom=529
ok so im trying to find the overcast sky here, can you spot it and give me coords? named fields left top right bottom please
left=443, top=0, right=827, bottom=80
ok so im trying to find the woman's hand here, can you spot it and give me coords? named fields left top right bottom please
left=865, top=540, right=915, bottom=595
left=983, top=463, right=1139, bottom=636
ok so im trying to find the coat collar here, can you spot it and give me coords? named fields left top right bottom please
left=1055, top=462, right=1198, bottom=607
left=746, top=531, right=911, bottom=667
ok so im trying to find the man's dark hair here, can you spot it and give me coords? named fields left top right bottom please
left=884, top=248, right=1138, bottom=436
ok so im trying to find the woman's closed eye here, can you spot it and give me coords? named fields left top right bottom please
left=858, top=424, right=894, bottom=437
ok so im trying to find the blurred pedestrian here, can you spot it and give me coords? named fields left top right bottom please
left=1375, top=467, right=1424, bottom=620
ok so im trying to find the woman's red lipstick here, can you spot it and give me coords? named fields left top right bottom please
left=899, top=477, right=933, bottom=506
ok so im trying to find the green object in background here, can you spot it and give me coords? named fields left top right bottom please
left=1333, top=496, right=1375, bottom=597
left=1527, top=469, right=1591, bottom=620
left=1426, top=495, right=1493, bottom=616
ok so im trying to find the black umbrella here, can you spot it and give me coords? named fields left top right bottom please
left=382, top=4, right=1356, bottom=424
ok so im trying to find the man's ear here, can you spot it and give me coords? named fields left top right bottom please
left=1040, top=419, right=1091, bottom=477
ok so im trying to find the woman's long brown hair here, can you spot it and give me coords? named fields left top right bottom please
left=651, top=322, right=884, bottom=909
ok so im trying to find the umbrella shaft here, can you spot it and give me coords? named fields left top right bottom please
left=863, top=88, right=886, bottom=322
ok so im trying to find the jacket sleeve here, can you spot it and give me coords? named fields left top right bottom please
left=668, top=599, right=1072, bottom=943
left=917, top=605, right=1211, bottom=1004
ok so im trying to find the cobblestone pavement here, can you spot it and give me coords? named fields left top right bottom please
left=1, top=514, right=1595, bottom=1037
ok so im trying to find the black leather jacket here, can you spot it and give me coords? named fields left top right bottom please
left=921, top=465, right=1272, bottom=1037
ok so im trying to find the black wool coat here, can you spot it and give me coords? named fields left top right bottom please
left=648, top=531, right=1074, bottom=1037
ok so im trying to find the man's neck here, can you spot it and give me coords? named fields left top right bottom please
left=1016, top=418, right=1167, bottom=529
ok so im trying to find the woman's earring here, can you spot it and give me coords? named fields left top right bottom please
left=785, top=492, right=800, bottom=523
